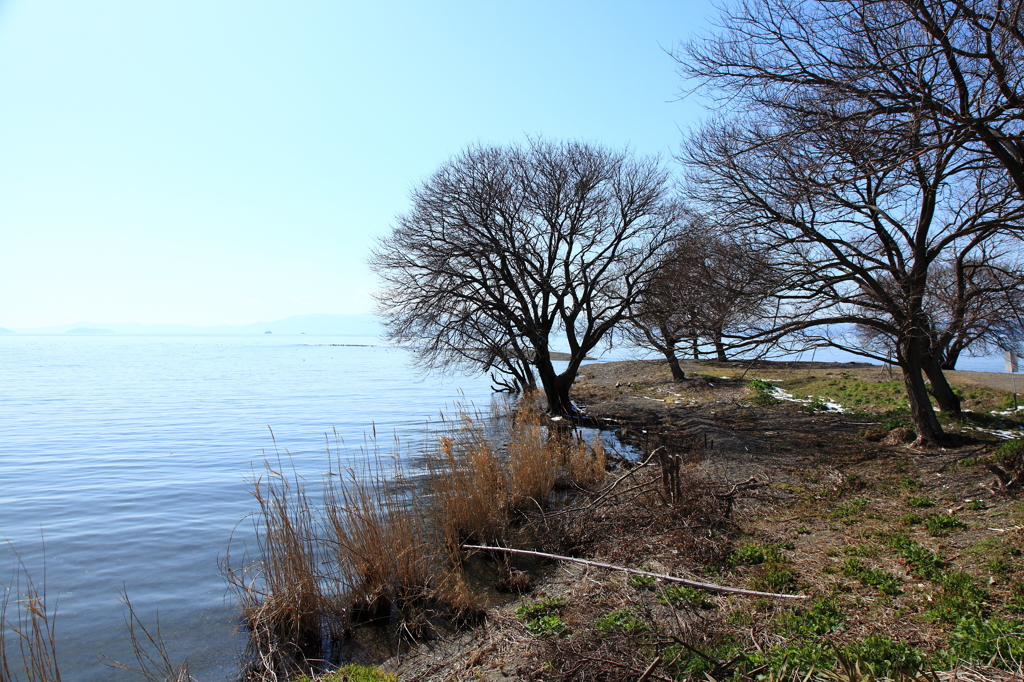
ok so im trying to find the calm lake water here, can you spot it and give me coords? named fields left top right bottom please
left=0, top=335, right=501, bottom=682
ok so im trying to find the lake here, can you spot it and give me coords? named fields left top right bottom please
left=0, top=335, right=501, bottom=681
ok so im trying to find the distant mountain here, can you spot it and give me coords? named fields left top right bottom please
left=67, top=327, right=114, bottom=335
left=14, top=313, right=382, bottom=337
left=0, top=327, right=13, bottom=334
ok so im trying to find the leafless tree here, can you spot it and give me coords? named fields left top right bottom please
left=626, top=225, right=783, bottom=377
left=857, top=256, right=1024, bottom=373
left=370, top=140, right=685, bottom=415
left=682, top=107, right=1024, bottom=445
left=677, top=0, right=1024, bottom=196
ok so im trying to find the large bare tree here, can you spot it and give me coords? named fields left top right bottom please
left=682, top=109, right=1024, bottom=444
left=677, top=0, right=1024, bottom=196
left=370, top=140, right=685, bottom=415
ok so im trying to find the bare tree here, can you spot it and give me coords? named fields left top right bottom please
left=682, top=108, right=1024, bottom=444
left=677, top=0, right=1024, bottom=196
left=370, top=140, right=685, bottom=415
left=857, top=256, right=1024, bottom=373
left=626, top=225, right=782, bottom=377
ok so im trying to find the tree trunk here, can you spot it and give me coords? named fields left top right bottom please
left=663, top=345, right=686, bottom=380
left=922, top=357, right=962, bottom=417
left=714, top=334, right=727, bottom=362
left=691, top=337, right=700, bottom=361
left=939, top=347, right=961, bottom=371
left=898, top=346, right=946, bottom=446
left=534, top=356, right=578, bottom=416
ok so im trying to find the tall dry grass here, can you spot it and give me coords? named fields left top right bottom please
left=322, top=454, right=435, bottom=625
left=0, top=549, right=61, bottom=682
left=222, top=459, right=340, bottom=681
left=225, top=394, right=609, bottom=679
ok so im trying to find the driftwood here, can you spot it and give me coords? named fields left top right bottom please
left=461, top=545, right=809, bottom=600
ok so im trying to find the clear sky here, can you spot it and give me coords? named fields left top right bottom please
left=0, top=0, right=715, bottom=328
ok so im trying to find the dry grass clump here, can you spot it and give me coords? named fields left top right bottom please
left=428, top=419, right=509, bottom=551
left=323, top=456, right=435, bottom=626
left=223, top=395, right=608, bottom=680
left=223, top=462, right=342, bottom=681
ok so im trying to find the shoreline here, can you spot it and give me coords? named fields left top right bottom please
left=377, top=358, right=1024, bottom=681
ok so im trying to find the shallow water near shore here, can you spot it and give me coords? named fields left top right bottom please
left=0, top=334, right=505, bottom=681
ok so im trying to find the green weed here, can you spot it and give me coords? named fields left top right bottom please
left=887, top=535, right=945, bottom=580
left=928, top=571, right=988, bottom=623
left=907, top=496, right=935, bottom=508
left=841, top=558, right=902, bottom=596
left=779, top=598, right=845, bottom=636
left=900, top=512, right=924, bottom=526
left=594, top=608, right=647, bottom=634
left=628, top=573, right=657, bottom=590
left=658, top=584, right=714, bottom=609
left=831, top=498, right=869, bottom=521
left=947, top=616, right=1024, bottom=668
left=750, top=391, right=781, bottom=406
left=925, top=514, right=966, bottom=536
left=517, top=597, right=569, bottom=636
left=843, top=636, right=925, bottom=678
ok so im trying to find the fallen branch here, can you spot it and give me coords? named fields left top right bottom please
left=461, top=545, right=809, bottom=600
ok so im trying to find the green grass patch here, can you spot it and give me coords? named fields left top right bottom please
left=925, top=513, right=966, bottom=536
left=658, top=584, right=715, bottom=609
left=594, top=608, right=648, bottom=634
left=907, top=496, right=935, bottom=508
left=841, top=557, right=902, bottom=596
left=292, top=665, right=397, bottom=682
left=946, top=616, right=1024, bottom=668
left=887, top=535, right=945, bottom=580
left=928, top=570, right=988, bottom=623
left=830, top=497, right=869, bottom=521
left=517, top=597, right=569, bottom=636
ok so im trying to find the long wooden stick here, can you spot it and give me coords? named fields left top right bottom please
left=461, top=545, right=809, bottom=600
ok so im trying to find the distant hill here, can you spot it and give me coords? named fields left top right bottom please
left=67, top=327, right=114, bottom=334
left=15, top=313, right=382, bottom=337
left=0, top=327, right=13, bottom=334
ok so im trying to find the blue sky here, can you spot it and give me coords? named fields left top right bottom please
left=0, top=0, right=714, bottom=328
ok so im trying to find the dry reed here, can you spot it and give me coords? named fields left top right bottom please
left=0, top=548, right=61, bottom=682
left=222, top=459, right=339, bottom=681
left=224, top=395, right=608, bottom=678
left=322, top=453, right=435, bottom=625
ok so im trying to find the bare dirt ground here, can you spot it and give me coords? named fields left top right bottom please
left=381, top=360, right=1024, bottom=681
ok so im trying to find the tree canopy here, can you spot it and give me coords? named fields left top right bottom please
left=370, top=139, right=685, bottom=415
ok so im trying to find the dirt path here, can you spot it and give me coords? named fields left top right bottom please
left=947, top=369, right=1023, bottom=393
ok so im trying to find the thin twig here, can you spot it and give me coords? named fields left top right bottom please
left=461, top=545, right=809, bottom=599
